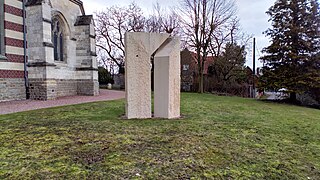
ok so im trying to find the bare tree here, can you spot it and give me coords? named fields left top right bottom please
left=146, top=3, right=181, bottom=35
left=95, top=3, right=145, bottom=73
left=95, top=3, right=180, bottom=74
left=179, top=0, right=236, bottom=93
left=210, top=18, right=251, bottom=57
left=97, top=49, right=118, bottom=78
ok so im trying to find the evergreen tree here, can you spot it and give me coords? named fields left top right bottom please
left=98, top=67, right=113, bottom=85
left=260, top=0, right=320, bottom=101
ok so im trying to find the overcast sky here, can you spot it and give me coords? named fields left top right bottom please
left=82, top=0, right=275, bottom=68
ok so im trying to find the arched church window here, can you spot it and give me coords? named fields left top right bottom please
left=52, top=18, right=64, bottom=61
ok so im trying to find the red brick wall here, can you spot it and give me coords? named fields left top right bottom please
left=5, top=54, right=25, bottom=63
left=2, top=1, right=25, bottom=73
left=4, top=21, right=23, bottom=32
left=5, top=37, right=24, bottom=48
left=0, top=70, right=25, bottom=78
left=4, top=4, right=23, bottom=17
left=1, top=1, right=27, bottom=101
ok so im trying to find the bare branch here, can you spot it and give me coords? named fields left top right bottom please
left=95, top=3, right=145, bottom=72
left=178, top=0, right=237, bottom=93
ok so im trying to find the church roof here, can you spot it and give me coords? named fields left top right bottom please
left=25, top=0, right=43, bottom=6
left=74, top=15, right=93, bottom=26
left=69, top=0, right=85, bottom=15
left=25, top=0, right=85, bottom=15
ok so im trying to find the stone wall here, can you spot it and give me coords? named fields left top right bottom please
left=56, top=79, right=77, bottom=97
left=29, top=79, right=57, bottom=100
left=25, top=0, right=99, bottom=100
left=28, top=78, right=99, bottom=100
left=0, top=78, right=25, bottom=101
left=0, top=0, right=99, bottom=102
left=77, top=79, right=99, bottom=96
left=56, top=79, right=99, bottom=97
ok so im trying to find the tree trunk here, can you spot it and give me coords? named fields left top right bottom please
left=198, top=59, right=204, bottom=93
left=119, top=65, right=125, bottom=74
left=200, top=71, right=204, bottom=93
left=198, top=71, right=202, bottom=93
left=289, top=92, right=297, bottom=102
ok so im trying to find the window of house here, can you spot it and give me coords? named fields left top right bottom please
left=0, top=0, right=6, bottom=60
left=183, top=64, right=189, bottom=71
left=52, top=17, right=64, bottom=61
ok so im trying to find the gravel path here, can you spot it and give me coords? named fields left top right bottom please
left=0, top=89, right=125, bottom=115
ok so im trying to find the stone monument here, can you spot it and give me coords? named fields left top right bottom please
left=125, top=32, right=180, bottom=119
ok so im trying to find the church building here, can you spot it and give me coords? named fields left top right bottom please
left=0, top=0, right=99, bottom=102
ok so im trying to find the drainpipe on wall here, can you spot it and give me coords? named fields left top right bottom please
left=22, top=0, right=29, bottom=99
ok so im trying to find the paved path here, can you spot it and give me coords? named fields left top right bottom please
left=266, top=92, right=278, bottom=100
left=265, top=91, right=285, bottom=100
left=0, top=90, right=125, bottom=115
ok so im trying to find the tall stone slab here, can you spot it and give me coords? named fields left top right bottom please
left=154, top=37, right=181, bottom=119
left=125, top=32, right=180, bottom=119
left=125, top=32, right=170, bottom=119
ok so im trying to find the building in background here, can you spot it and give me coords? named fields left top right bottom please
left=180, top=48, right=214, bottom=92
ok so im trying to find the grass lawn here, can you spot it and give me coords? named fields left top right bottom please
left=0, top=93, right=319, bottom=179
